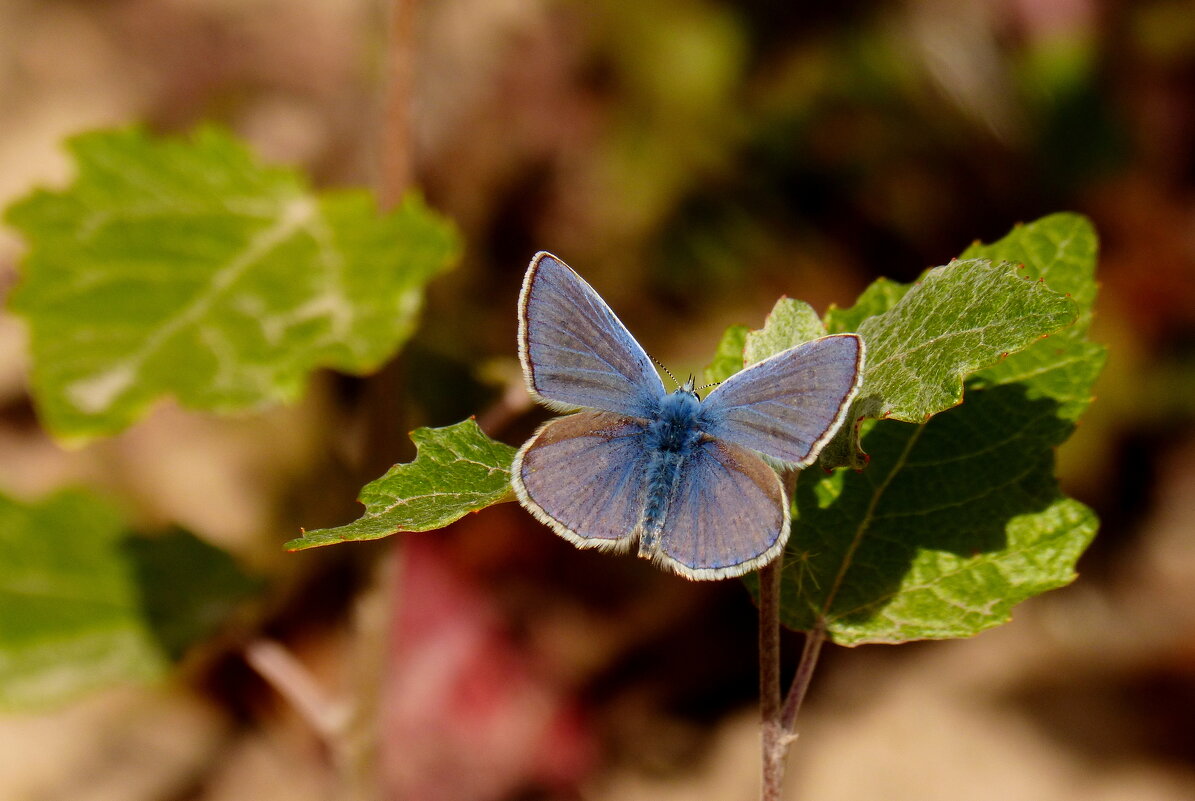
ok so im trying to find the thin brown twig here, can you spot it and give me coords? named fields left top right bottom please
left=378, top=0, right=419, bottom=209
left=245, top=639, right=349, bottom=740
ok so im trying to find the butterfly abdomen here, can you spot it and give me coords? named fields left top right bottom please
left=639, top=389, right=705, bottom=554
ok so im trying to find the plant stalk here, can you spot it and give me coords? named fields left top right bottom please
left=759, top=557, right=785, bottom=801
left=759, top=469, right=829, bottom=800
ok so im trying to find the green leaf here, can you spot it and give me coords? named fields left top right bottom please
left=823, top=277, right=911, bottom=334
left=743, top=298, right=827, bottom=364
left=766, top=214, right=1104, bottom=644
left=123, top=530, right=261, bottom=660
left=818, top=258, right=1078, bottom=468
left=703, top=324, right=748, bottom=385
left=288, top=419, right=517, bottom=550
left=5, top=126, right=460, bottom=439
left=702, top=298, right=826, bottom=388
left=964, top=213, right=1106, bottom=421
left=0, top=490, right=261, bottom=709
left=774, top=386, right=1098, bottom=644
left=960, top=212, right=1097, bottom=334
left=0, top=490, right=163, bottom=709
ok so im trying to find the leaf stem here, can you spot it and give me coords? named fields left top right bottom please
left=245, top=639, right=349, bottom=739
left=780, top=621, right=826, bottom=734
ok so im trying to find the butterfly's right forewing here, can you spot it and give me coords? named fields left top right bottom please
left=519, top=253, right=665, bottom=416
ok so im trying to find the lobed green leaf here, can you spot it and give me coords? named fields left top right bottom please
left=772, top=384, right=1098, bottom=644
left=960, top=212, right=1097, bottom=335
left=288, top=419, right=517, bottom=550
left=760, top=212, right=1104, bottom=644
left=5, top=126, right=460, bottom=439
left=742, top=297, right=827, bottom=364
left=964, top=213, right=1106, bottom=421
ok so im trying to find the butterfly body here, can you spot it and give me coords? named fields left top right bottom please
left=640, top=386, right=706, bottom=552
left=513, top=252, right=864, bottom=580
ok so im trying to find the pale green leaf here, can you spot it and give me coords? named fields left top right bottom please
left=288, top=419, right=517, bottom=550
left=818, top=258, right=1077, bottom=468
left=743, top=297, right=827, bottom=364
left=5, top=126, right=460, bottom=439
left=960, top=212, right=1097, bottom=334
left=964, top=213, right=1106, bottom=420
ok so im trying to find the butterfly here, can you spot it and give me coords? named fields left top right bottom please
left=511, top=252, right=864, bottom=580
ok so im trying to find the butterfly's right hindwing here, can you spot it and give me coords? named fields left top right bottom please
left=512, top=411, right=651, bottom=550
left=519, top=253, right=665, bottom=416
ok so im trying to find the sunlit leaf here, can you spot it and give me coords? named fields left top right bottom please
left=772, top=384, right=1098, bottom=644
left=743, top=297, right=826, bottom=364
left=5, top=126, right=460, bottom=439
left=759, top=213, right=1104, bottom=644
left=817, top=257, right=1077, bottom=468
left=288, top=419, right=517, bottom=550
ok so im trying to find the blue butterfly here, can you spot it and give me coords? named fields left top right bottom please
left=512, top=253, right=864, bottom=580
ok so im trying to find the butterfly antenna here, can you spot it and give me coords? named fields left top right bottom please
left=651, top=355, right=681, bottom=390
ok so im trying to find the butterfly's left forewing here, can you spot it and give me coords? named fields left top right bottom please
left=702, top=334, right=864, bottom=467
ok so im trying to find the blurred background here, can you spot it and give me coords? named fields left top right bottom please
left=1, top=0, right=1193, bottom=799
